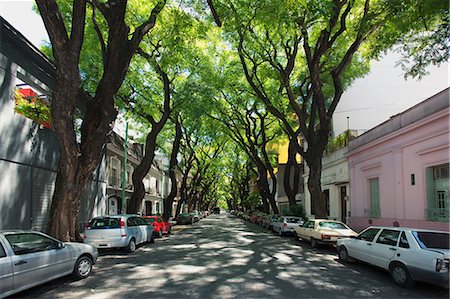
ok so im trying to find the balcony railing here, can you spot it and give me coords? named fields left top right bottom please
left=425, top=208, right=449, bottom=222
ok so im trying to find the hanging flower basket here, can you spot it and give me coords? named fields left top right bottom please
left=14, top=88, right=52, bottom=129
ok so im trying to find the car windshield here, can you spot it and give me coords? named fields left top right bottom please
left=179, top=213, right=190, bottom=217
left=412, top=231, right=450, bottom=249
left=90, top=218, right=121, bottom=229
left=286, top=218, right=302, bottom=223
left=319, top=221, right=348, bottom=229
left=146, top=218, right=156, bottom=223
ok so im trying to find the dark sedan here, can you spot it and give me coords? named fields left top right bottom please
left=176, top=213, right=193, bottom=225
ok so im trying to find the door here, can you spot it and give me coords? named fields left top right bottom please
left=5, top=232, right=72, bottom=291
left=348, top=228, right=381, bottom=262
left=0, top=240, right=13, bottom=295
left=340, top=186, right=347, bottom=223
left=370, top=229, right=401, bottom=269
left=108, top=197, right=118, bottom=215
left=145, top=201, right=153, bottom=216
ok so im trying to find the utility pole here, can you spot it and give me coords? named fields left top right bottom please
left=121, top=122, right=129, bottom=214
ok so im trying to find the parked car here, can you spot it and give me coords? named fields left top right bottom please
left=84, top=215, right=154, bottom=253
left=143, top=216, right=172, bottom=237
left=337, top=226, right=450, bottom=288
left=261, top=214, right=280, bottom=229
left=176, top=213, right=194, bottom=225
left=0, top=230, right=98, bottom=298
left=190, top=211, right=201, bottom=222
left=249, top=212, right=265, bottom=224
left=294, top=219, right=357, bottom=247
left=272, top=216, right=305, bottom=236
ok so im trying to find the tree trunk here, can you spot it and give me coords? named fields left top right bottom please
left=162, top=118, right=181, bottom=221
left=304, top=135, right=328, bottom=218
left=128, top=125, right=163, bottom=214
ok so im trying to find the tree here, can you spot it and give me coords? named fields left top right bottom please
left=201, top=0, right=448, bottom=218
left=36, top=0, right=166, bottom=240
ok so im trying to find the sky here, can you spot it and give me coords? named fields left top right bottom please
left=1, top=0, right=449, bottom=137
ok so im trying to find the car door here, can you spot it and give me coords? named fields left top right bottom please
left=0, top=238, right=13, bottom=295
left=347, top=228, right=381, bottom=262
left=137, top=217, right=150, bottom=243
left=127, top=217, right=140, bottom=244
left=301, top=220, right=315, bottom=239
left=370, top=229, right=401, bottom=269
left=5, top=232, right=72, bottom=291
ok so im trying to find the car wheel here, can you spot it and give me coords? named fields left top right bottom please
left=279, top=229, right=283, bottom=237
left=167, top=228, right=172, bottom=235
left=149, top=232, right=155, bottom=244
left=338, top=246, right=349, bottom=262
left=390, top=263, right=415, bottom=288
left=158, top=229, right=163, bottom=238
left=126, top=238, right=136, bottom=253
left=73, top=256, right=93, bottom=279
left=310, top=238, right=318, bottom=248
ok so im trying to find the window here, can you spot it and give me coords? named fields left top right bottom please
left=426, top=163, right=449, bottom=221
left=110, top=157, right=121, bottom=187
left=304, top=221, right=315, bottom=229
left=412, top=231, right=450, bottom=249
left=127, top=217, right=138, bottom=227
left=324, top=189, right=330, bottom=216
left=89, top=217, right=121, bottom=229
left=14, top=84, right=52, bottom=129
left=136, top=218, right=147, bottom=226
left=156, top=202, right=160, bottom=214
left=369, top=178, right=380, bottom=217
left=319, top=221, right=348, bottom=229
left=376, top=229, right=400, bottom=246
left=157, top=218, right=162, bottom=223
left=357, top=228, right=380, bottom=242
left=286, top=217, right=302, bottom=223
left=0, top=243, right=6, bottom=258
left=5, top=233, right=58, bottom=255
left=399, top=232, right=409, bottom=249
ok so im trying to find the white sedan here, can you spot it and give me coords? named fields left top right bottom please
left=0, top=230, right=98, bottom=298
left=337, top=226, right=449, bottom=288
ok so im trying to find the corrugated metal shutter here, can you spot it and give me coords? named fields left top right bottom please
left=31, top=168, right=56, bottom=232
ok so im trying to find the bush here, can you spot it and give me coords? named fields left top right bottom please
left=283, top=204, right=306, bottom=219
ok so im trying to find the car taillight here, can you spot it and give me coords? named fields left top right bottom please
left=436, top=259, right=449, bottom=272
left=120, top=219, right=125, bottom=228
left=85, top=221, right=91, bottom=230
left=283, top=223, right=288, bottom=228
left=321, top=234, right=331, bottom=240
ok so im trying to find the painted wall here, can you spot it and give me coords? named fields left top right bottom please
left=347, top=89, right=449, bottom=232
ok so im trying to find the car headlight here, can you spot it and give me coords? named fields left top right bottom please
left=436, top=259, right=449, bottom=272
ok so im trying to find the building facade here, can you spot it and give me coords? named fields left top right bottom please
left=105, top=131, right=170, bottom=216
left=0, top=17, right=106, bottom=231
left=347, top=88, right=449, bottom=232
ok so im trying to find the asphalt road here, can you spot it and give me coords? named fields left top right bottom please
left=12, top=213, right=449, bottom=299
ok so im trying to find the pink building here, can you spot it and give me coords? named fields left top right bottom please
left=347, top=88, right=449, bottom=232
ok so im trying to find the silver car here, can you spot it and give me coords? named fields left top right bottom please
left=272, top=216, right=305, bottom=236
left=84, top=215, right=154, bottom=253
left=0, top=230, right=98, bottom=299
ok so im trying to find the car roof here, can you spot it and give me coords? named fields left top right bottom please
left=311, top=219, right=344, bottom=223
left=93, top=214, right=140, bottom=219
left=0, top=229, right=42, bottom=234
left=366, top=226, right=449, bottom=234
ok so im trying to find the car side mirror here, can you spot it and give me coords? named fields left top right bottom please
left=57, top=242, right=66, bottom=249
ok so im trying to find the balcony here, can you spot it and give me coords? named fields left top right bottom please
left=425, top=208, right=449, bottom=222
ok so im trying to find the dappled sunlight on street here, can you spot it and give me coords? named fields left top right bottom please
left=12, top=213, right=449, bottom=299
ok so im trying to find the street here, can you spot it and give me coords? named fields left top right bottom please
left=12, top=213, right=449, bottom=299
